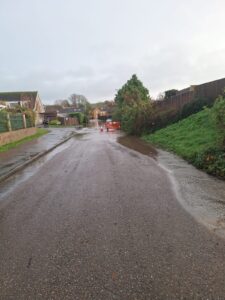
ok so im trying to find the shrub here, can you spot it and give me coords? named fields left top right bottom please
left=121, top=102, right=153, bottom=135
left=192, top=148, right=225, bottom=178
left=148, top=97, right=216, bottom=133
left=210, top=95, right=225, bottom=147
left=49, top=119, right=61, bottom=125
left=24, top=110, right=36, bottom=126
left=69, top=112, right=84, bottom=125
left=180, top=97, right=214, bottom=119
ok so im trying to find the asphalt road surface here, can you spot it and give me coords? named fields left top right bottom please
left=1, top=130, right=225, bottom=300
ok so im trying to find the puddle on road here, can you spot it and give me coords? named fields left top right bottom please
left=72, top=133, right=87, bottom=140
left=117, top=135, right=157, bottom=159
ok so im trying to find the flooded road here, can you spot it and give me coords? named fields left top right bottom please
left=157, top=149, right=225, bottom=238
left=1, top=130, right=225, bottom=299
left=119, top=135, right=225, bottom=239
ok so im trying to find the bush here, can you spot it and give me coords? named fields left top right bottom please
left=147, top=96, right=217, bottom=133
left=148, top=107, right=178, bottom=132
left=192, top=148, right=225, bottom=178
left=83, top=115, right=89, bottom=125
left=121, top=102, right=153, bottom=135
left=69, top=112, right=84, bottom=125
left=180, top=97, right=214, bottom=119
left=49, top=119, right=61, bottom=125
left=24, top=110, right=36, bottom=126
left=210, top=95, right=225, bottom=147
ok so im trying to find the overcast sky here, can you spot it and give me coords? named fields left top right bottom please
left=0, top=0, right=225, bottom=103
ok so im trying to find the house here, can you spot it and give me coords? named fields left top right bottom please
left=92, top=101, right=115, bottom=120
left=42, top=105, right=61, bottom=121
left=43, top=105, right=83, bottom=119
left=57, top=107, right=84, bottom=118
left=0, top=91, right=45, bottom=124
left=42, top=105, right=80, bottom=126
left=0, top=101, right=7, bottom=110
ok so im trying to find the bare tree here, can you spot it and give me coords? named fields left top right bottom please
left=69, top=94, right=88, bottom=108
left=54, top=99, right=70, bottom=107
left=156, top=93, right=165, bottom=101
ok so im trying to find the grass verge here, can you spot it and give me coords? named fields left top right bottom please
left=143, top=109, right=225, bottom=178
left=0, top=128, right=48, bottom=152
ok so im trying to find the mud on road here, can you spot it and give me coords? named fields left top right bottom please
left=118, top=135, right=157, bottom=159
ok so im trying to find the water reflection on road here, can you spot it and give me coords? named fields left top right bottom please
left=157, top=149, right=225, bottom=238
left=118, top=135, right=225, bottom=238
left=0, top=138, right=74, bottom=199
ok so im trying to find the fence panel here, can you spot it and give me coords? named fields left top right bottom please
left=10, top=114, right=24, bottom=131
left=0, top=112, right=8, bottom=133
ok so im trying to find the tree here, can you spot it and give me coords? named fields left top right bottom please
left=68, top=93, right=91, bottom=116
left=69, top=112, right=84, bottom=125
left=164, top=89, right=178, bottom=99
left=114, top=74, right=152, bottom=135
left=156, top=93, right=165, bottom=101
left=119, top=101, right=153, bottom=135
left=54, top=99, right=70, bottom=107
left=115, top=74, right=150, bottom=107
left=69, top=94, right=88, bottom=108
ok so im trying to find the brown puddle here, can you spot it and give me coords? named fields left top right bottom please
left=117, top=135, right=157, bottom=159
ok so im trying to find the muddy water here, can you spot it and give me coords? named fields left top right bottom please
left=118, top=135, right=225, bottom=238
left=118, top=135, right=157, bottom=159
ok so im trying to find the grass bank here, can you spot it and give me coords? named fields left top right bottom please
left=143, top=108, right=225, bottom=178
left=0, top=128, right=48, bottom=152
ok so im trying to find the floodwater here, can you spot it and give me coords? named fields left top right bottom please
left=118, top=135, right=157, bottom=159
left=118, top=135, right=225, bottom=239
left=157, top=149, right=225, bottom=238
left=1, top=130, right=225, bottom=298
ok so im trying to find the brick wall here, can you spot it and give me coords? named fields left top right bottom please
left=0, top=127, right=37, bottom=147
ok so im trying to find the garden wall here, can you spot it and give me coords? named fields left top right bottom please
left=0, top=127, right=37, bottom=146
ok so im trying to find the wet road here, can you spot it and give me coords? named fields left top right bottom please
left=0, top=128, right=76, bottom=179
left=1, top=130, right=225, bottom=299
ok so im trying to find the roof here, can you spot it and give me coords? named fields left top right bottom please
left=0, top=91, right=38, bottom=102
left=44, top=105, right=62, bottom=113
left=59, top=107, right=83, bottom=114
left=0, top=91, right=39, bottom=111
left=44, top=106, right=84, bottom=114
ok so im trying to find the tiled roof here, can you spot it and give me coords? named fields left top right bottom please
left=58, top=107, right=83, bottom=113
left=0, top=91, right=38, bottom=110
left=0, top=91, right=38, bottom=102
left=44, top=105, right=62, bottom=112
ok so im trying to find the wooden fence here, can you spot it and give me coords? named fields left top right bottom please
left=154, top=77, right=225, bottom=112
left=0, top=112, right=34, bottom=133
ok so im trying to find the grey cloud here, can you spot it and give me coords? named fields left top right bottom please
left=0, top=0, right=224, bottom=103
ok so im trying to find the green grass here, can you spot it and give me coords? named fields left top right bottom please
left=143, top=109, right=225, bottom=178
left=0, top=128, right=48, bottom=152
